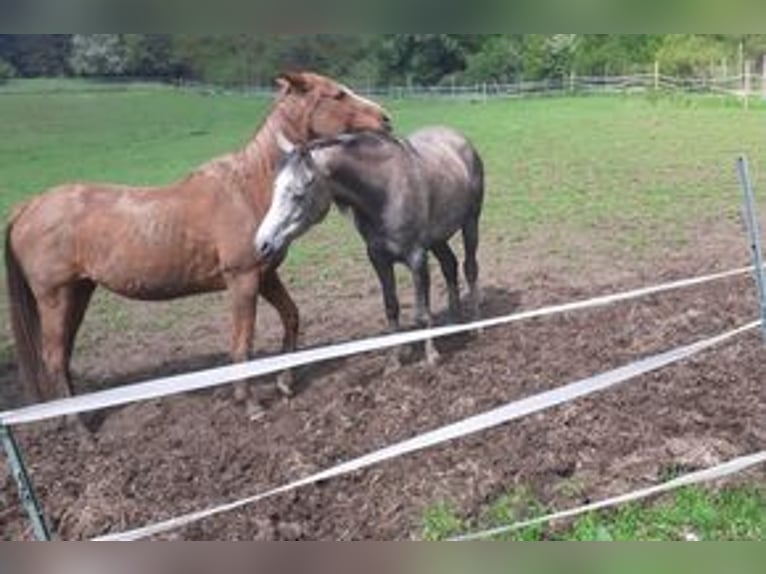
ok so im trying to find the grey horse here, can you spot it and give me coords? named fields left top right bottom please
left=255, top=127, right=484, bottom=368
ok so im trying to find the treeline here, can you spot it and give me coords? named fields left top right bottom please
left=2, top=35, right=766, bottom=86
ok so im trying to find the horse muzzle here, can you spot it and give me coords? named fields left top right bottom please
left=254, top=235, right=284, bottom=265
left=381, top=113, right=393, bottom=133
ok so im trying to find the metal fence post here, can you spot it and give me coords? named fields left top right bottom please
left=737, top=155, right=766, bottom=340
left=0, top=423, right=51, bottom=540
left=654, top=60, right=660, bottom=91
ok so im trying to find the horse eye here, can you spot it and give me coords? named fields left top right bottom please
left=333, top=90, right=347, bottom=101
left=302, top=171, right=316, bottom=186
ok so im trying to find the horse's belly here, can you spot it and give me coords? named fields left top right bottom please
left=102, top=273, right=227, bottom=301
left=91, top=250, right=226, bottom=301
left=426, top=204, right=472, bottom=245
left=77, top=206, right=235, bottom=300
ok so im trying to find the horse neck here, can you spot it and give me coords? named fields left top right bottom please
left=317, top=148, right=387, bottom=222
left=237, top=100, right=311, bottom=209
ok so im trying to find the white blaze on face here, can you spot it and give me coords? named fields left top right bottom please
left=256, top=162, right=305, bottom=256
left=256, top=144, right=336, bottom=262
left=340, top=82, right=385, bottom=116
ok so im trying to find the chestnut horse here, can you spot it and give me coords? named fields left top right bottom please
left=4, top=72, right=391, bottom=418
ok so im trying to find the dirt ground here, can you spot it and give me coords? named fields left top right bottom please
left=1, top=218, right=765, bottom=540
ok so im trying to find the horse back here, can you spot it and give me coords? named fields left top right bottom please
left=8, top=179, right=260, bottom=300
left=405, top=127, right=484, bottom=234
left=409, top=126, right=481, bottom=186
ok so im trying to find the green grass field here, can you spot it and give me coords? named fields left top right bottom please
left=2, top=82, right=765, bottom=264
left=1, top=80, right=764, bottom=539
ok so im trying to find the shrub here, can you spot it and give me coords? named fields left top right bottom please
left=0, top=58, right=16, bottom=83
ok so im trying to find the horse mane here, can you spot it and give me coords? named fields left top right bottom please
left=278, top=131, right=405, bottom=220
left=275, top=131, right=401, bottom=175
left=193, top=94, right=298, bottom=201
left=307, top=130, right=405, bottom=153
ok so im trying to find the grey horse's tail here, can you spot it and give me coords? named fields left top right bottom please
left=461, top=141, right=484, bottom=321
left=470, top=143, right=485, bottom=216
left=5, top=214, right=44, bottom=402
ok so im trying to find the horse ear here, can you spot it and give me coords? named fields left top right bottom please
left=275, top=77, right=290, bottom=94
left=304, top=148, right=317, bottom=168
left=304, top=148, right=328, bottom=178
left=276, top=131, right=296, bottom=155
left=277, top=71, right=311, bottom=94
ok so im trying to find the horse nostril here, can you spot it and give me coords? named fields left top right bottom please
left=258, top=240, right=273, bottom=258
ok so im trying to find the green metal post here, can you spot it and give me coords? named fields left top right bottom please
left=737, top=155, right=766, bottom=341
left=0, top=423, right=51, bottom=540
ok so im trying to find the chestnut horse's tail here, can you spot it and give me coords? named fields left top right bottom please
left=4, top=218, right=44, bottom=402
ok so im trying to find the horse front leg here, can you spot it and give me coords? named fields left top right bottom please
left=261, top=269, right=299, bottom=397
left=226, top=272, right=263, bottom=420
left=367, top=248, right=402, bottom=375
left=409, top=249, right=440, bottom=366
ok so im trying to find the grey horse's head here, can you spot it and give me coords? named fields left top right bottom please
left=255, top=134, right=334, bottom=263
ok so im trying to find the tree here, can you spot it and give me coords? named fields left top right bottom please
left=170, top=35, right=383, bottom=86
left=544, top=34, right=579, bottom=78
left=573, top=35, right=662, bottom=76
left=268, top=35, right=372, bottom=79
left=69, top=34, right=129, bottom=76
left=0, top=58, right=16, bottom=83
left=377, top=34, right=469, bottom=84
left=461, top=35, right=523, bottom=83
left=124, top=34, right=184, bottom=78
left=656, top=35, right=732, bottom=77
left=171, top=35, right=263, bottom=85
left=0, top=34, right=72, bottom=77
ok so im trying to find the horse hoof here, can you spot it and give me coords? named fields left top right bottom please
left=67, top=416, right=97, bottom=451
left=276, top=372, right=295, bottom=397
left=424, top=336, right=441, bottom=367
left=427, top=352, right=442, bottom=367
left=383, top=357, right=402, bottom=377
left=246, top=402, right=266, bottom=422
left=78, top=431, right=98, bottom=452
left=400, top=345, right=416, bottom=361
left=233, top=383, right=249, bottom=404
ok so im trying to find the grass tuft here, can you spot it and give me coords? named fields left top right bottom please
left=421, top=485, right=766, bottom=541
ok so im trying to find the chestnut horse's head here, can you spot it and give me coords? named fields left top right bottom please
left=276, top=72, right=392, bottom=140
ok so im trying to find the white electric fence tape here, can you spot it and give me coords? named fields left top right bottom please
left=92, top=320, right=758, bottom=541
left=450, top=450, right=766, bottom=541
left=0, top=266, right=753, bottom=427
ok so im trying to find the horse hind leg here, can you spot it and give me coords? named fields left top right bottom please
left=461, top=215, right=481, bottom=322
left=66, top=281, right=97, bottom=433
left=38, top=287, right=77, bottom=401
left=432, top=242, right=461, bottom=324
left=64, top=280, right=96, bottom=370
left=260, top=270, right=299, bottom=397
left=37, top=285, right=95, bottom=443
